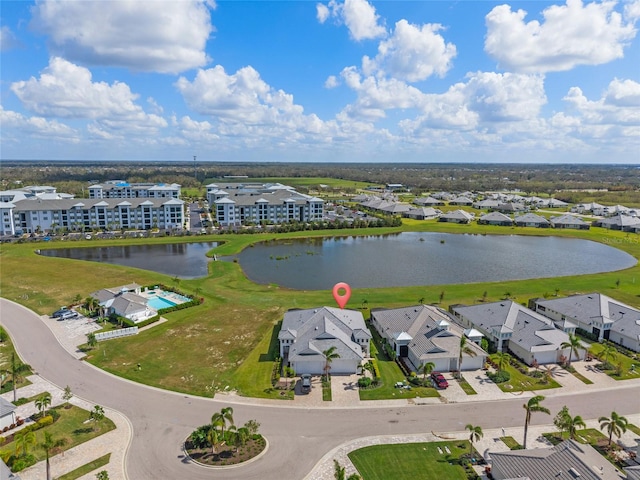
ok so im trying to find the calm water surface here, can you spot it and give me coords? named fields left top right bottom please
left=235, top=232, right=637, bottom=289
left=39, top=242, right=217, bottom=279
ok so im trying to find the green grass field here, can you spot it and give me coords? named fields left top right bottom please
left=1, top=221, right=639, bottom=397
left=348, top=441, right=471, bottom=480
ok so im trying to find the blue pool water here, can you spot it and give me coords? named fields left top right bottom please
left=147, top=296, right=177, bottom=310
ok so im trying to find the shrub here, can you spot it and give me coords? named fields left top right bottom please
left=369, top=359, right=381, bottom=379
left=36, top=415, right=54, bottom=428
left=49, top=408, right=61, bottom=422
left=358, top=377, right=372, bottom=388
left=10, top=454, right=37, bottom=472
left=487, top=370, right=510, bottom=383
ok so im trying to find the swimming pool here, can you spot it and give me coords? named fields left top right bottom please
left=147, top=296, right=178, bottom=310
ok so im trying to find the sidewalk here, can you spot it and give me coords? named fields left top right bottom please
left=2, top=375, right=130, bottom=480
left=304, top=414, right=640, bottom=480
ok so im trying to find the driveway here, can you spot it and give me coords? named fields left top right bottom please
left=2, top=298, right=640, bottom=480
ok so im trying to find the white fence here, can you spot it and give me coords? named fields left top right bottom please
left=95, top=327, right=138, bottom=341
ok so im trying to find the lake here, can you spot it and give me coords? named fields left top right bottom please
left=39, top=242, right=218, bottom=279
left=38, top=234, right=637, bottom=288
left=234, top=232, right=637, bottom=289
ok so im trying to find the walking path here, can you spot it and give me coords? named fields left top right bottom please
left=6, top=309, right=640, bottom=480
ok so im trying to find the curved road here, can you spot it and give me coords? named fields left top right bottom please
left=2, top=298, right=639, bottom=479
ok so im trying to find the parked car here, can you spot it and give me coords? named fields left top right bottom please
left=300, top=374, right=312, bottom=393
left=52, top=307, right=69, bottom=318
left=430, top=372, right=449, bottom=389
left=58, top=310, right=78, bottom=320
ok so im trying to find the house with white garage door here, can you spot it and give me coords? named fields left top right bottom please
left=371, top=305, right=486, bottom=373
left=278, top=307, right=371, bottom=375
left=450, top=300, right=579, bottom=366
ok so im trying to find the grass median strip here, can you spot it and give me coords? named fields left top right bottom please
left=56, top=453, right=111, bottom=480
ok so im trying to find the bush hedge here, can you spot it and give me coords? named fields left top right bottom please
left=487, top=370, right=511, bottom=383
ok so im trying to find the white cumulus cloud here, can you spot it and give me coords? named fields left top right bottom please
left=30, top=0, right=215, bottom=74
left=485, top=0, right=638, bottom=73
left=0, top=105, right=78, bottom=142
left=316, top=0, right=386, bottom=40
left=366, top=19, right=456, bottom=82
left=10, top=57, right=167, bottom=139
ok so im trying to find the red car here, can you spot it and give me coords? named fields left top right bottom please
left=430, top=372, right=449, bottom=389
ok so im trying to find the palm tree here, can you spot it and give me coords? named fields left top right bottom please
left=35, top=392, right=52, bottom=416
left=206, top=426, right=220, bottom=455
left=567, top=414, right=586, bottom=440
left=523, top=395, right=550, bottom=449
left=466, top=424, right=484, bottom=456
left=598, top=344, right=617, bottom=366
left=418, top=362, right=435, bottom=383
left=542, top=365, right=558, bottom=384
left=560, top=334, right=582, bottom=368
left=41, top=431, right=64, bottom=480
left=323, top=346, right=340, bottom=378
left=599, top=411, right=628, bottom=447
left=14, top=429, right=36, bottom=457
left=495, top=352, right=511, bottom=372
left=459, top=335, right=477, bottom=372
left=221, top=406, right=234, bottom=441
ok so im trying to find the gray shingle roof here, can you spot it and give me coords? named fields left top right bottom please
left=490, top=439, right=624, bottom=480
left=0, top=397, right=16, bottom=417
left=514, top=213, right=550, bottom=225
left=280, top=307, right=370, bottom=363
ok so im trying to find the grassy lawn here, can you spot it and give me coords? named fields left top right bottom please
left=1, top=222, right=639, bottom=398
left=56, top=453, right=111, bottom=480
left=542, top=428, right=608, bottom=446
left=456, top=376, right=478, bottom=395
left=348, top=441, right=471, bottom=480
left=322, top=376, right=332, bottom=401
left=0, top=405, right=116, bottom=463
left=500, top=436, right=522, bottom=449
left=0, top=328, right=33, bottom=393
left=588, top=344, right=640, bottom=380
left=489, top=356, right=562, bottom=392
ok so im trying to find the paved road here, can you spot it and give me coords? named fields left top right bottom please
left=2, top=298, right=639, bottom=480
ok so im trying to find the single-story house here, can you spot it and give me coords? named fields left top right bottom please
left=449, top=196, right=474, bottom=206
left=278, top=307, right=371, bottom=375
left=571, top=202, right=605, bottom=214
left=514, top=213, right=550, bottom=228
left=489, top=439, right=625, bottom=480
left=91, top=283, right=157, bottom=323
left=478, top=211, right=513, bottom=226
left=550, top=214, right=590, bottom=230
left=539, top=198, right=569, bottom=208
left=531, top=293, right=640, bottom=351
left=492, top=202, right=526, bottom=214
left=450, top=300, right=579, bottom=366
left=438, top=210, right=474, bottom=224
left=371, top=305, right=486, bottom=372
left=472, top=199, right=501, bottom=210
left=0, top=397, right=17, bottom=431
left=414, top=197, right=444, bottom=207
left=593, top=214, right=640, bottom=232
left=404, top=207, right=441, bottom=220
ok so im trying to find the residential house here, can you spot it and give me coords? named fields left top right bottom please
left=539, top=198, right=569, bottom=208
left=571, top=202, right=605, bottom=214
left=0, top=458, right=21, bottom=479
left=550, top=214, right=590, bottom=230
left=414, top=197, right=444, bottom=207
left=449, top=195, right=474, bottom=206
left=489, top=439, right=625, bottom=480
left=371, top=305, right=486, bottom=372
left=532, top=293, right=640, bottom=351
left=514, top=213, right=550, bottom=228
left=0, top=397, right=17, bottom=431
left=278, top=307, right=371, bottom=375
left=404, top=207, right=441, bottom=220
left=472, top=199, right=502, bottom=210
left=478, top=212, right=513, bottom=226
left=593, top=214, right=640, bottom=232
left=91, top=283, right=158, bottom=323
left=439, top=210, right=474, bottom=224
left=450, top=301, right=577, bottom=366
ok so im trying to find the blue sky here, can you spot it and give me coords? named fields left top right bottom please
left=1, top=0, right=639, bottom=163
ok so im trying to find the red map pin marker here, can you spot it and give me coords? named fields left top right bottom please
left=332, top=282, right=351, bottom=309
